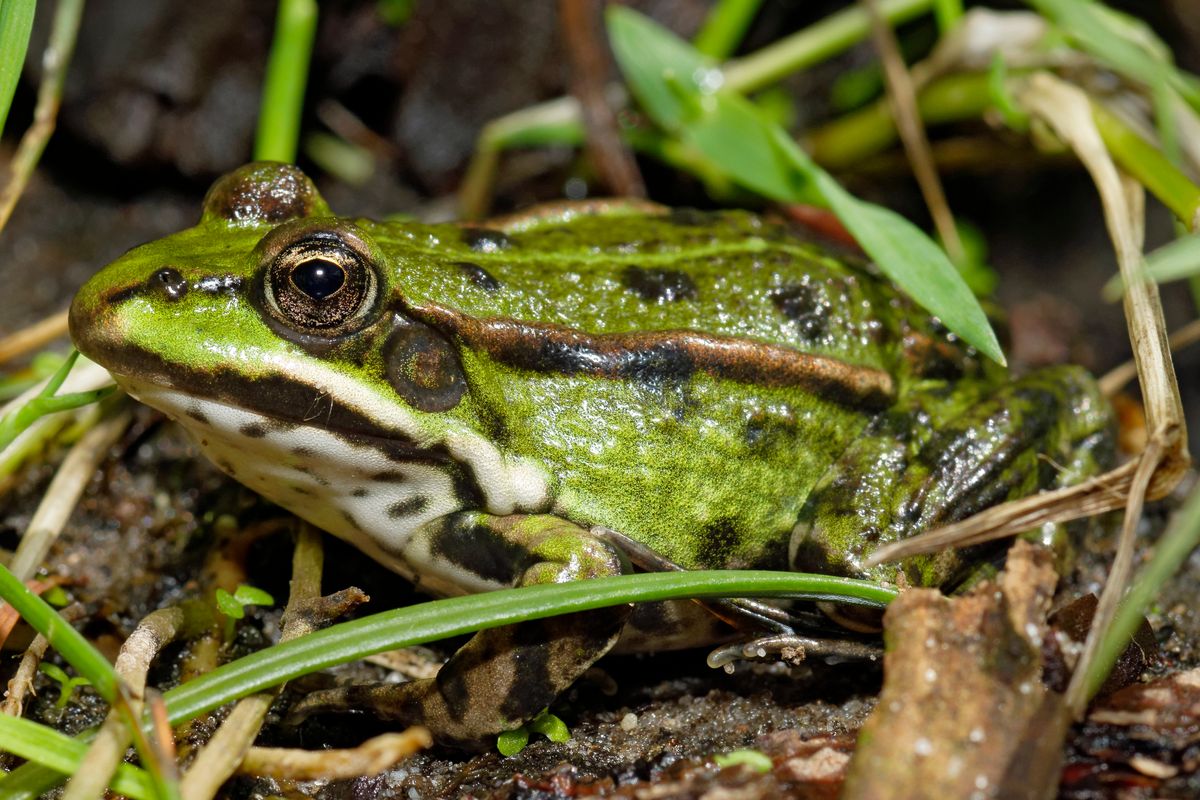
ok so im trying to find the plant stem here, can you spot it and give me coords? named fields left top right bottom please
left=1084, top=482, right=1200, bottom=701
left=254, top=0, right=317, bottom=163
left=722, top=0, right=933, bottom=93
left=1092, top=100, right=1200, bottom=232
left=0, top=0, right=82, bottom=233
left=693, top=0, right=764, bottom=59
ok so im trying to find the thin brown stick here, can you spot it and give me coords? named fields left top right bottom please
left=63, top=606, right=197, bottom=800
left=559, top=0, right=645, bottom=198
left=2, top=602, right=85, bottom=716
left=0, top=0, right=84, bottom=233
left=861, top=0, right=964, bottom=264
left=239, top=729, right=432, bottom=780
left=9, top=404, right=134, bottom=581
left=1099, top=316, right=1200, bottom=397
left=179, top=525, right=326, bottom=800
left=0, top=310, right=70, bottom=365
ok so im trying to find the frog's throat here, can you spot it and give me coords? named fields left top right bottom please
left=417, top=304, right=896, bottom=409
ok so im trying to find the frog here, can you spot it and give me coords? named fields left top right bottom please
left=69, top=162, right=1114, bottom=746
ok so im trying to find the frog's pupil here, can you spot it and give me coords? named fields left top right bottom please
left=291, top=258, right=345, bottom=300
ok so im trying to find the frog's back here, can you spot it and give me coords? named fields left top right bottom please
left=371, top=205, right=956, bottom=384
left=365, top=204, right=979, bottom=571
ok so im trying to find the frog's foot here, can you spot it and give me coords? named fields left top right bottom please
left=790, top=365, right=1114, bottom=588
left=290, top=513, right=631, bottom=747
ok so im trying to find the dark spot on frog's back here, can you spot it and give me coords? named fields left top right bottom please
left=697, top=518, right=742, bottom=567
left=622, top=266, right=698, bottom=304
left=461, top=228, right=512, bottom=254
left=201, top=162, right=322, bottom=225
left=770, top=283, right=829, bottom=342
left=453, top=261, right=502, bottom=292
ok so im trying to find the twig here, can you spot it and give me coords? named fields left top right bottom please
left=62, top=606, right=199, bottom=800
left=1099, top=316, right=1200, bottom=397
left=179, top=526, right=334, bottom=800
left=0, top=0, right=83, bottom=233
left=559, top=0, right=645, bottom=198
left=2, top=602, right=85, bottom=716
left=861, top=0, right=964, bottom=264
left=238, top=729, right=432, bottom=780
left=8, top=403, right=133, bottom=582
left=0, top=311, right=69, bottom=365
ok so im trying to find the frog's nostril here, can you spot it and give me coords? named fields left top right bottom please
left=150, top=267, right=188, bottom=300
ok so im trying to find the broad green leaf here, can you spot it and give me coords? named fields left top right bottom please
left=528, top=710, right=570, bottom=743
left=1145, top=232, right=1200, bottom=284
left=607, top=8, right=1004, bottom=363
left=606, top=5, right=717, bottom=132
left=714, top=748, right=774, bottom=772
left=0, top=0, right=35, bottom=137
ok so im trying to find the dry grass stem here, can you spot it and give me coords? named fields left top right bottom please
left=238, top=729, right=433, bottom=780
left=1099, top=317, right=1200, bottom=397
left=0, top=0, right=83, bottom=232
left=861, top=0, right=964, bottom=264
left=8, top=404, right=133, bottom=582
left=63, top=607, right=189, bottom=800
left=2, top=602, right=84, bottom=716
left=180, top=526, right=327, bottom=800
left=0, top=311, right=70, bottom=365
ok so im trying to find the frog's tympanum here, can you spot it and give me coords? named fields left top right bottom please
left=70, top=163, right=1114, bottom=745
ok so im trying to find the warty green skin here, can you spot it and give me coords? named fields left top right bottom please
left=69, top=163, right=1114, bottom=743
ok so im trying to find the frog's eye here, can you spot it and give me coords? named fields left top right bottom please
left=263, top=235, right=378, bottom=335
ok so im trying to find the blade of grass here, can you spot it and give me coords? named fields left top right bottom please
left=1022, top=0, right=1200, bottom=112
left=693, top=0, right=764, bottom=60
left=1083, top=482, right=1200, bottom=700
left=254, top=0, right=317, bottom=163
left=0, top=564, right=118, bottom=701
left=160, top=570, right=897, bottom=726
left=0, top=0, right=82, bottom=233
left=0, top=0, right=35, bottom=137
left=0, top=715, right=156, bottom=800
left=0, top=569, right=896, bottom=798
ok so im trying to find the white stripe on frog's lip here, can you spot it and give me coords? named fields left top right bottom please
left=111, top=342, right=552, bottom=518
left=122, top=382, right=460, bottom=580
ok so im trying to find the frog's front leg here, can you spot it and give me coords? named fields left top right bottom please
left=295, top=512, right=631, bottom=746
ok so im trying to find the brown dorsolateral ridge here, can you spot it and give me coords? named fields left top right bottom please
left=417, top=304, right=896, bottom=409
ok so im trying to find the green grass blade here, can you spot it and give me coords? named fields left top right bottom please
left=254, top=0, right=317, bottom=163
left=0, top=564, right=118, bottom=701
left=1023, top=0, right=1200, bottom=112
left=0, top=569, right=894, bottom=797
left=0, top=715, right=155, bottom=800
left=693, top=0, right=763, bottom=59
left=161, top=570, right=896, bottom=725
left=0, top=0, right=35, bottom=137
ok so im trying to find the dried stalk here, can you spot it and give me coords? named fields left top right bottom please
left=238, top=729, right=432, bottom=780
left=179, top=525, right=325, bottom=800
left=62, top=606, right=196, bottom=800
left=0, top=311, right=70, bottom=365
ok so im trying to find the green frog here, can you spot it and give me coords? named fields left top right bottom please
left=69, top=162, right=1113, bottom=745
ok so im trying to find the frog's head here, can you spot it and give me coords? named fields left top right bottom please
left=70, top=162, right=464, bottom=451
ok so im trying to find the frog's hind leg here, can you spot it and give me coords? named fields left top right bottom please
left=291, top=513, right=631, bottom=746
left=790, top=365, right=1115, bottom=588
